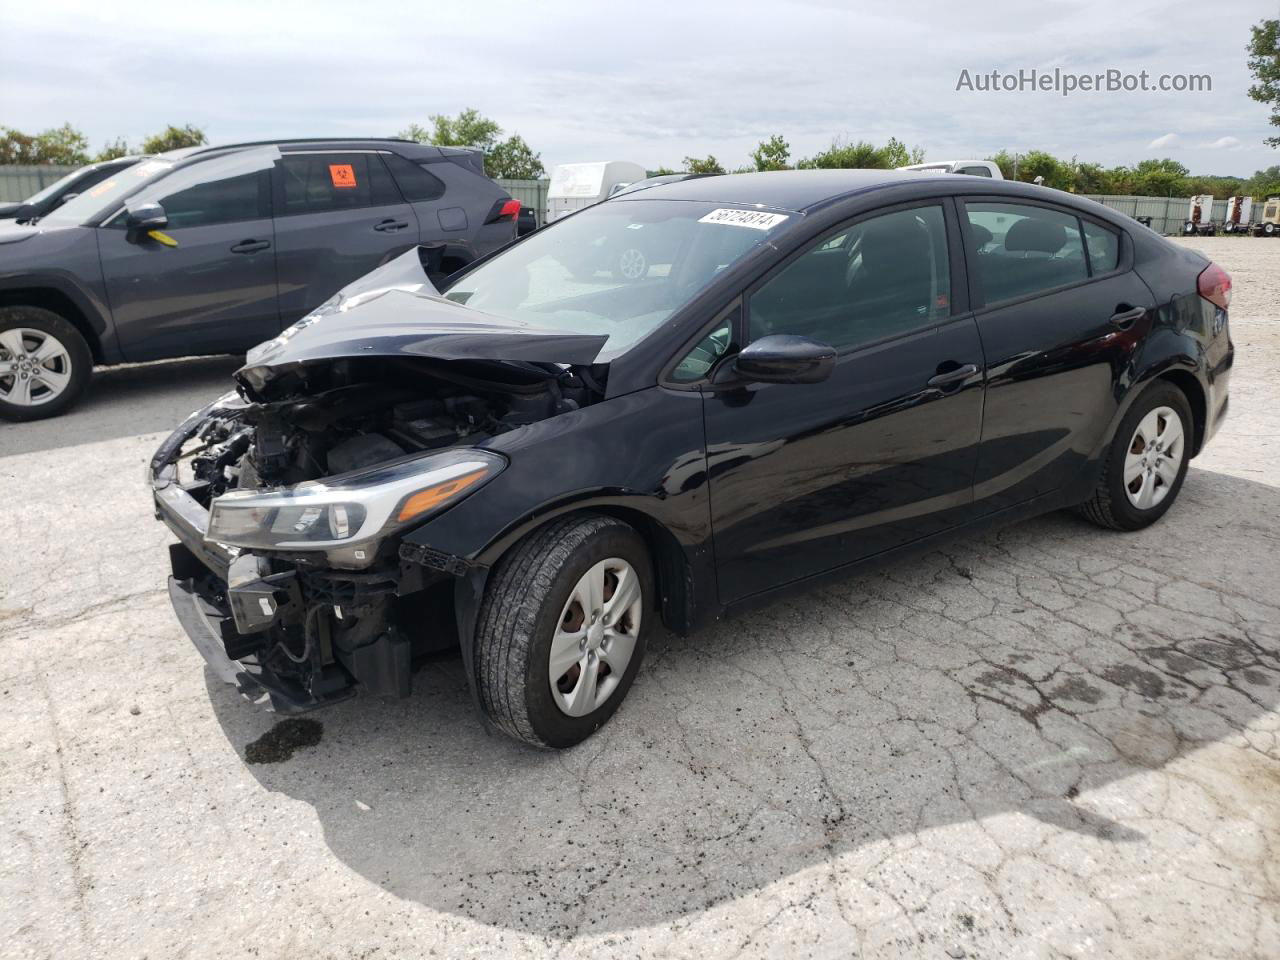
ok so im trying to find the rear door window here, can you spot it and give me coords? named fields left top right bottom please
left=279, top=153, right=402, bottom=215
left=382, top=154, right=446, bottom=202
left=963, top=201, right=1088, bottom=304
left=1082, top=220, right=1121, bottom=273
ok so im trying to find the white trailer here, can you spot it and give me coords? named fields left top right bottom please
left=1254, top=197, right=1280, bottom=237
left=545, top=161, right=647, bottom=224
left=1222, top=196, right=1253, bottom=233
left=1184, top=195, right=1216, bottom=236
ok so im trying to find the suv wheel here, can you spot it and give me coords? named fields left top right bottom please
left=1076, top=382, right=1193, bottom=531
left=0, top=307, right=93, bottom=422
left=474, top=514, right=652, bottom=748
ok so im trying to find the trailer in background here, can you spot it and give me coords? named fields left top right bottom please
left=545, top=161, right=647, bottom=224
left=1222, top=196, right=1253, bottom=233
left=1183, top=195, right=1216, bottom=236
left=1255, top=197, right=1280, bottom=237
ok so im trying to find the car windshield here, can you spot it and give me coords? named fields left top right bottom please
left=23, top=168, right=89, bottom=205
left=38, top=158, right=177, bottom=226
left=443, top=199, right=795, bottom=361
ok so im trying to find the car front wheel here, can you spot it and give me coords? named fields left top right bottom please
left=474, top=514, right=652, bottom=748
left=1077, top=382, right=1193, bottom=531
left=0, top=306, right=93, bottom=422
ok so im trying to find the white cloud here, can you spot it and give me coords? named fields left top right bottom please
left=1, top=0, right=1275, bottom=176
left=1202, top=136, right=1242, bottom=149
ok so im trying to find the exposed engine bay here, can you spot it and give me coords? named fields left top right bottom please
left=154, top=353, right=604, bottom=714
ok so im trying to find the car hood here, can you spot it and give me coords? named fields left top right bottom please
left=237, top=287, right=608, bottom=395
left=0, top=222, right=41, bottom=245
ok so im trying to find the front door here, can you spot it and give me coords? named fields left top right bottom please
left=702, top=201, right=987, bottom=604
left=99, top=150, right=279, bottom=361
left=272, top=151, right=420, bottom=322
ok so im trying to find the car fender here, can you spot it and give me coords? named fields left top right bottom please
left=0, top=269, right=120, bottom=362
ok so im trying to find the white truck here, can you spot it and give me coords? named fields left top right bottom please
left=545, top=161, right=647, bottom=224
left=1183, top=195, right=1216, bottom=236
left=1222, top=196, right=1253, bottom=233
left=898, top=160, right=1004, bottom=179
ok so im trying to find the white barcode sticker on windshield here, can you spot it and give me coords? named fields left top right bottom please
left=698, top=208, right=789, bottom=230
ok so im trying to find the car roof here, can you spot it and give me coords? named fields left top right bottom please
left=614, top=169, right=940, bottom=213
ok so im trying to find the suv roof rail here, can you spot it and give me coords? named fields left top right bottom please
left=188, top=137, right=421, bottom=153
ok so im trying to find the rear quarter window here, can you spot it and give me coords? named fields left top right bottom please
left=1082, top=220, right=1121, bottom=273
left=383, top=154, right=446, bottom=202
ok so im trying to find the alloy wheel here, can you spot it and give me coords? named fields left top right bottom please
left=617, top=247, right=647, bottom=280
left=549, top=557, right=643, bottom=717
left=1123, top=405, right=1185, bottom=510
left=0, top=328, right=73, bottom=407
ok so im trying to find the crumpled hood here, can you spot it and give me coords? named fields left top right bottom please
left=236, top=249, right=607, bottom=395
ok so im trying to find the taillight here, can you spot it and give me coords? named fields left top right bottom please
left=484, top=198, right=522, bottom=224
left=1197, top=262, right=1231, bottom=310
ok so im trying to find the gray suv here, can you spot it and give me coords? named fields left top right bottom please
left=0, top=138, right=521, bottom=421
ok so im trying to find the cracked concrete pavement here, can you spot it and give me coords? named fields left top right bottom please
left=2, top=238, right=1278, bottom=959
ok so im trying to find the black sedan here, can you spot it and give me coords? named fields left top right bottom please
left=152, top=170, right=1233, bottom=748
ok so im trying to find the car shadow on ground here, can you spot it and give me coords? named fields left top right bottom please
left=2, top=355, right=241, bottom=457
left=206, top=467, right=1280, bottom=939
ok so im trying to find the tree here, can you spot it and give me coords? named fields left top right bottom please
left=141, top=124, right=206, bottom=153
left=96, top=137, right=131, bottom=161
left=1131, top=158, right=1189, bottom=196
left=648, top=166, right=678, bottom=176
left=0, top=123, right=90, bottom=165
left=423, top=108, right=501, bottom=151
left=683, top=155, right=726, bottom=175
left=797, top=138, right=884, bottom=169
left=485, top=134, right=545, bottom=179
left=880, top=136, right=925, bottom=168
left=1246, top=18, right=1280, bottom=147
left=750, top=135, right=791, bottom=171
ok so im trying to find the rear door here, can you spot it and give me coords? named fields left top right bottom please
left=271, top=151, right=420, bottom=322
left=99, top=149, right=279, bottom=361
left=961, top=198, right=1156, bottom=513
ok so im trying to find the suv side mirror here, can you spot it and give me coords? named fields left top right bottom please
left=126, top=202, right=168, bottom=236
left=12, top=202, right=40, bottom=222
left=733, top=335, right=836, bottom=385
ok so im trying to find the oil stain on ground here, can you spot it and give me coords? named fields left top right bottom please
left=245, top=718, right=324, bottom=764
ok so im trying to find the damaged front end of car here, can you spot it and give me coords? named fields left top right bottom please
left=151, top=249, right=608, bottom=714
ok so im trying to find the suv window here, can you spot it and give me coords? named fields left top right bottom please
left=748, top=204, right=951, bottom=351
left=382, top=154, right=446, bottom=202
left=1082, top=220, right=1120, bottom=273
left=279, top=153, right=401, bottom=215
left=955, top=166, right=992, bottom=178
left=158, top=170, right=272, bottom=228
left=964, top=201, right=1087, bottom=303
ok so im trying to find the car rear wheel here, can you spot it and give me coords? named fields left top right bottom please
left=0, top=307, right=93, bottom=422
left=1076, top=382, right=1193, bottom=531
left=474, top=514, right=652, bottom=748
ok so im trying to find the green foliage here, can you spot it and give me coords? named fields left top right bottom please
left=683, top=155, right=727, bottom=175
left=486, top=134, right=546, bottom=179
left=95, top=137, right=131, bottom=161
left=795, top=137, right=925, bottom=170
left=750, top=134, right=791, bottom=171
left=1246, top=18, right=1280, bottom=147
left=0, top=123, right=89, bottom=165
left=648, top=166, right=678, bottom=177
left=399, top=109, right=542, bottom=179
left=140, top=124, right=206, bottom=154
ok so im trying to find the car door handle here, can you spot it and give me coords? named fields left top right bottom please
left=1109, top=305, right=1146, bottom=328
left=927, top=363, right=979, bottom=389
left=374, top=219, right=410, bottom=232
left=230, top=239, right=271, bottom=254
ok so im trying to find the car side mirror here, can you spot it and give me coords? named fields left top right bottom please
left=126, top=202, right=168, bottom=236
left=732, top=335, right=836, bottom=385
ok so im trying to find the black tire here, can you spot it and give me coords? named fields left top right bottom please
left=1076, top=382, right=1193, bottom=531
left=0, top=306, right=93, bottom=422
left=474, top=513, right=653, bottom=748
left=1183, top=221, right=1196, bottom=235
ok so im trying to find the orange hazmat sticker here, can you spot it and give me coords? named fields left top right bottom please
left=329, top=164, right=357, bottom=189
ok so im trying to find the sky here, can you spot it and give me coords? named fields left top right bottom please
left=2, top=0, right=1277, bottom=178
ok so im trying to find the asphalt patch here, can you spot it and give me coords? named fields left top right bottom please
left=245, top=718, right=324, bottom=764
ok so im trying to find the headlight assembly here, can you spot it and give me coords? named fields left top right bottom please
left=205, top=448, right=504, bottom=567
